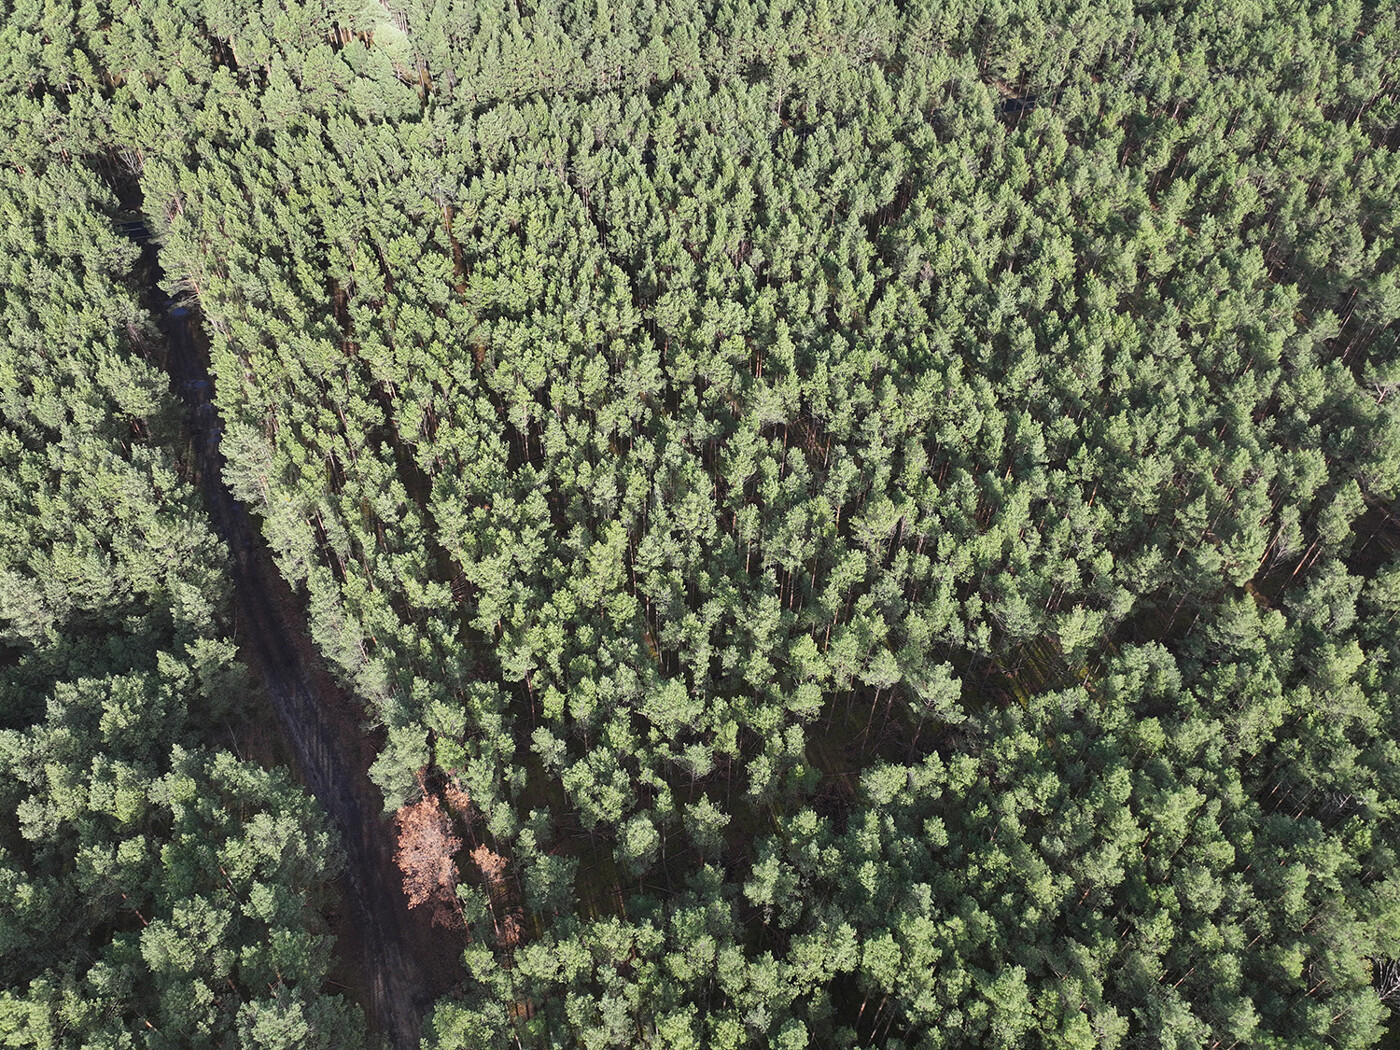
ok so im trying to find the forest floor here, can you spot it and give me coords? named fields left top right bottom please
left=160, top=294, right=464, bottom=1049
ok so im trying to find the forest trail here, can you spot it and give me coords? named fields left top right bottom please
left=161, top=297, right=460, bottom=1049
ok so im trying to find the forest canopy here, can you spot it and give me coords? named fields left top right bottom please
left=0, top=134, right=364, bottom=1045
left=2, top=0, right=1400, bottom=1047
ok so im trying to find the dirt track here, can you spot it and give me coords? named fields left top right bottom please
left=164, top=302, right=459, bottom=1049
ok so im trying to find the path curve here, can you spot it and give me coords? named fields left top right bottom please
left=163, top=299, right=455, bottom=1050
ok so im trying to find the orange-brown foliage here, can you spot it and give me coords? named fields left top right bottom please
left=469, top=844, right=522, bottom=946
left=394, top=793, right=463, bottom=928
left=443, top=779, right=473, bottom=820
left=470, top=844, right=508, bottom=889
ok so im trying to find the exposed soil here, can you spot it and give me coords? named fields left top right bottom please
left=162, top=298, right=465, bottom=1049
